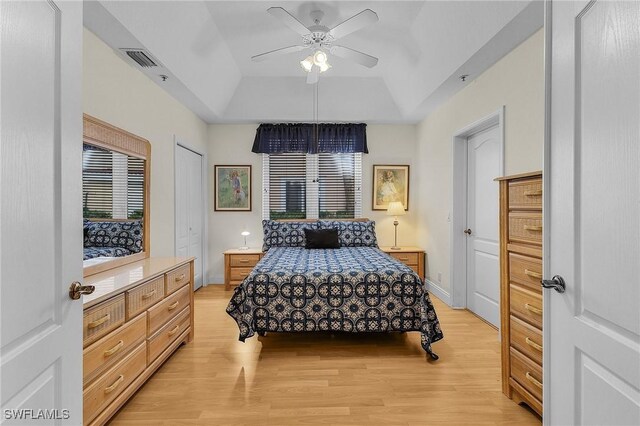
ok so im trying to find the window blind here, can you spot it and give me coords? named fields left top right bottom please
left=262, top=153, right=362, bottom=220
left=264, top=153, right=307, bottom=220
left=82, top=144, right=144, bottom=220
left=318, top=153, right=361, bottom=219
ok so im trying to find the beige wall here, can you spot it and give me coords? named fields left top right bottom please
left=83, top=28, right=208, bottom=258
left=207, top=124, right=419, bottom=283
left=415, top=29, right=544, bottom=299
left=83, top=25, right=544, bottom=291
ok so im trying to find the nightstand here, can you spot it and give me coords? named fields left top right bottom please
left=379, top=246, right=425, bottom=279
left=223, top=248, right=263, bottom=290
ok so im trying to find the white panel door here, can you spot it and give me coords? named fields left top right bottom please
left=1, top=1, right=84, bottom=424
left=175, top=147, right=189, bottom=259
left=545, top=1, right=640, bottom=424
left=188, top=149, right=204, bottom=290
left=175, top=145, right=204, bottom=290
left=466, top=125, right=501, bottom=327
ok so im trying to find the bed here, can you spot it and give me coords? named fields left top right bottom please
left=226, top=220, right=443, bottom=359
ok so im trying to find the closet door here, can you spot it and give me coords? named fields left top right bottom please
left=175, top=145, right=204, bottom=290
left=187, top=149, right=204, bottom=290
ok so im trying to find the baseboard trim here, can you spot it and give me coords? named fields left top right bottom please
left=424, top=278, right=452, bottom=307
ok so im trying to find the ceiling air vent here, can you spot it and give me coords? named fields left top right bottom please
left=120, top=48, right=159, bottom=68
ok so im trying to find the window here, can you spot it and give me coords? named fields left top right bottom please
left=263, top=153, right=362, bottom=220
left=82, top=144, right=145, bottom=219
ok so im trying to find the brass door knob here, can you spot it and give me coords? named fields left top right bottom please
left=69, top=282, right=95, bottom=300
left=464, top=228, right=472, bottom=235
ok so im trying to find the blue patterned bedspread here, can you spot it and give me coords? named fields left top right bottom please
left=226, top=247, right=444, bottom=358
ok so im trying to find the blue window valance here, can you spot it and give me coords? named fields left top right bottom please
left=252, top=123, right=368, bottom=154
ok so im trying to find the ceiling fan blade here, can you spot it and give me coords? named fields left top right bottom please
left=306, top=67, right=319, bottom=84
left=330, top=45, right=378, bottom=68
left=328, top=9, right=378, bottom=40
left=251, top=45, right=305, bottom=62
left=267, top=7, right=309, bottom=36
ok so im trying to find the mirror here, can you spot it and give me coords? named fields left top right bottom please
left=82, top=114, right=150, bottom=276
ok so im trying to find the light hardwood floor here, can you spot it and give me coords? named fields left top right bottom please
left=109, top=286, right=541, bottom=425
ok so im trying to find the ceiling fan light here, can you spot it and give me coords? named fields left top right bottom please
left=313, top=50, right=327, bottom=66
left=319, top=62, right=331, bottom=73
left=300, top=56, right=313, bottom=72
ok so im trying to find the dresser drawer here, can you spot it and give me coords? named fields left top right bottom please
left=84, top=295, right=126, bottom=347
left=147, top=284, right=190, bottom=335
left=510, top=315, right=542, bottom=365
left=509, top=212, right=542, bottom=245
left=230, top=254, right=261, bottom=267
left=510, top=347, right=543, bottom=402
left=508, top=178, right=542, bottom=210
left=126, top=276, right=164, bottom=320
left=510, top=284, right=543, bottom=329
left=147, top=306, right=190, bottom=363
left=509, top=253, right=542, bottom=292
left=84, top=313, right=146, bottom=385
left=166, top=264, right=190, bottom=295
left=83, top=342, right=146, bottom=424
left=230, top=267, right=254, bottom=281
left=390, top=252, right=419, bottom=266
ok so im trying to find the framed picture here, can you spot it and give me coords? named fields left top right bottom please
left=372, top=165, right=410, bottom=211
left=214, top=165, right=252, bottom=211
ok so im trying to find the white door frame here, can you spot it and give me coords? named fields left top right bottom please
left=450, top=107, right=505, bottom=309
left=174, top=138, right=208, bottom=287
left=542, top=0, right=552, bottom=413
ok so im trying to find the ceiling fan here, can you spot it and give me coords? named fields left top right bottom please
left=251, top=7, right=379, bottom=84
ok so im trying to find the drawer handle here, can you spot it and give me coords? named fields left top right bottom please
left=524, top=269, right=542, bottom=279
left=525, top=303, right=543, bottom=315
left=525, top=372, right=543, bottom=389
left=239, top=259, right=250, bottom=263
left=104, top=375, right=124, bottom=394
left=525, top=337, right=543, bottom=352
left=167, top=301, right=180, bottom=311
left=141, top=289, right=156, bottom=300
left=88, top=314, right=110, bottom=329
left=523, top=225, right=543, bottom=232
left=399, top=257, right=409, bottom=261
left=175, top=274, right=185, bottom=282
left=168, top=325, right=180, bottom=337
left=104, top=340, right=124, bottom=357
left=524, top=189, right=542, bottom=197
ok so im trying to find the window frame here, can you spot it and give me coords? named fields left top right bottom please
left=262, top=152, right=362, bottom=220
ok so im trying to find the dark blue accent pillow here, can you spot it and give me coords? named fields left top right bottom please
left=304, top=228, right=340, bottom=249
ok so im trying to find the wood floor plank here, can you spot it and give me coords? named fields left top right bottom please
left=108, top=285, right=541, bottom=425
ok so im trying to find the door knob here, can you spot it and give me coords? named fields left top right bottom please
left=541, top=275, right=566, bottom=293
left=464, top=228, right=472, bottom=235
left=69, top=281, right=95, bottom=300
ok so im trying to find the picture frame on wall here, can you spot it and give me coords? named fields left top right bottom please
left=372, top=164, right=410, bottom=211
left=214, top=165, right=252, bottom=211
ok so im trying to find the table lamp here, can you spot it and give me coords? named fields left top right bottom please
left=240, top=231, right=250, bottom=250
left=386, top=201, right=406, bottom=250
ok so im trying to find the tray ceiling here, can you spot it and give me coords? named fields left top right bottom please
left=84, top=1, right=543, bottom=124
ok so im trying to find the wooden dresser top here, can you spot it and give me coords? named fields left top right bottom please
left=83, top=257, right=193, bottom=308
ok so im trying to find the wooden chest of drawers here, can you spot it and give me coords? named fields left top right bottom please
left=224, top=248, right=264, bottom=290
left=83, top=257, right=194, bottom=425
left=497, top=171, right=543, bottom=416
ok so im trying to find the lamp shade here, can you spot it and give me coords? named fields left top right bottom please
left=386, top=201, right=406, bottom=216
left=241, top=231, right=250, bottom=237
